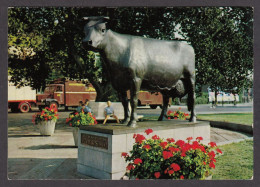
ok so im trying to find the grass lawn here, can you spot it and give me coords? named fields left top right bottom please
left=141, top=116, right=159, bottom=121
left=213, top=139, right=253, bottom=179
left=197, top=113, right=253, bottom=125
left=142, top=113, right=253, bottom=125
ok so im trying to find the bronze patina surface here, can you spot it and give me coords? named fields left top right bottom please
left=82, top=16, right=196, bottom=128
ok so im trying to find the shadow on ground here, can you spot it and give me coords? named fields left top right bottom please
left=8, top=158, right=94, bottom=179
left=22, top=144, right=77, bottom=150
left=8, top=134, right=45, bottom=138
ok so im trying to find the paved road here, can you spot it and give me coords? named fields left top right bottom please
left=9, top=102, right=253, bottom=114
left=138, top=102, right=253, bottom=116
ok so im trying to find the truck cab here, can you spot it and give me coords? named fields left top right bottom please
left=37, top=84, right=64, bottom=110
left=36, top=79, right=96, bottom=111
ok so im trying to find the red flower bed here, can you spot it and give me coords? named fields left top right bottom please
left=32, top=107, right=59, bottom=125
left=66, top=110, right=97, bottom=127
left=167, top=108, right=189, bottom=120
left=122, top=129, right=222, bottom=179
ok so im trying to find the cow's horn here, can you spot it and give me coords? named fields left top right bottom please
left=83, top=17, right=89, bottom=20
left=104, top=17, right=110, bottom=20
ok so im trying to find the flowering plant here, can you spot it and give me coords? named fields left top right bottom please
left=167, top=108, right=189, bottom=120
left=32, top=107, right=59, bottom=125
left=66, top=110, right=97, bottom=127
left=121, top=129, right=222, bottom=179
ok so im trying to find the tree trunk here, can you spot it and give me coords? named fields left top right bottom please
left=214, top=89, right=218, bottom=107
left=233, top=93, right=237, bottom=106
left=69, top=49, right=109, bottom=102
left=88, top=77, right=113, bottom=102
left=88, top=77, right=104, bottom=102
left=68, top=40, right=115, bottom=102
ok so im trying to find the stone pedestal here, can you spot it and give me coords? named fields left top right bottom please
left=77, top=120, right=210, bottom=179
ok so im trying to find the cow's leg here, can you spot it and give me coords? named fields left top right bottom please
left=158, top=94, right=170, bottom=121
left=128, top=78, right=142, bottom=127
left=119, top=91, right=130, bottom=124
left=187, top=77, right=196, bottom=122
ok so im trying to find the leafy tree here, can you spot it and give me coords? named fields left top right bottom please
left=167, top=7, right=253, bottom=104
left=8, top=7, right=253, bottom=104
left=8, top=8, right=117, bottom=101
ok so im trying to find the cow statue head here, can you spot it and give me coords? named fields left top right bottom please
left=83, top=16, right=110, bottom=49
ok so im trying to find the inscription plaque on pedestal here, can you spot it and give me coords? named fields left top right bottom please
left=81, top=133, right=108, bottom=149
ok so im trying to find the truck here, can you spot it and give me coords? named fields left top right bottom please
left=37, top=79, right=167, bottom=110
left=137, top=91, right=164, bottom=109
left=8, top=77, right=37, bottom=113
left=36, top=78, right=96, bottom=111
left=127, top=91, right=171, bottom=109
left=8, top=75, right=167, bottom=112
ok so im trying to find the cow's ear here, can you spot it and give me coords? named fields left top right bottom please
left=103, top=17, right=110, bottom=29
left=104, top=21, right=110, bottom=30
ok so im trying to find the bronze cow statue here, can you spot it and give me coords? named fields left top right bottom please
left=83, top=16, right=196, bottom=127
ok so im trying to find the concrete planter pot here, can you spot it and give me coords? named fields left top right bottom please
left=73, top=127, right=79, bottom=147
left=205, top=175, right=213, bottom=180
left=38, top=120, right=56, bottom=136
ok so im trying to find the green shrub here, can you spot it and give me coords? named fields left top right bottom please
left=196, top=92, right=208, bottom=104
left=167, top=109, right=189, bottom=120
left=66, top=111, right=97, bottom=127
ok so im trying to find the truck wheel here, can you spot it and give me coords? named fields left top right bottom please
left=50, top=102, right=58, bottom=111
left=20, top=103, right=30, bottom=113
left=38, top=106, right=43, bottom=111
left=150, top=105, right=158, bottom=109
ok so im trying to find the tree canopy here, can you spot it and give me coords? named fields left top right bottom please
left=8, top=7, right=253, bottom=101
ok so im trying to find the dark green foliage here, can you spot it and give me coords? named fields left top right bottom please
left=66, top=111, right=97, bottom=127
left=196, top=92, right=209, bottom=104
left=8, top=7, right=253, bottom=101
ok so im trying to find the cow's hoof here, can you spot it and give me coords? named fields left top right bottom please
left=158, top=116, right=167, bottom=121
left=189, top=116, right=197, bottom=123
left=127, top=120, right=137, bottom=128
left=121, top=118, right=130, bottom=124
